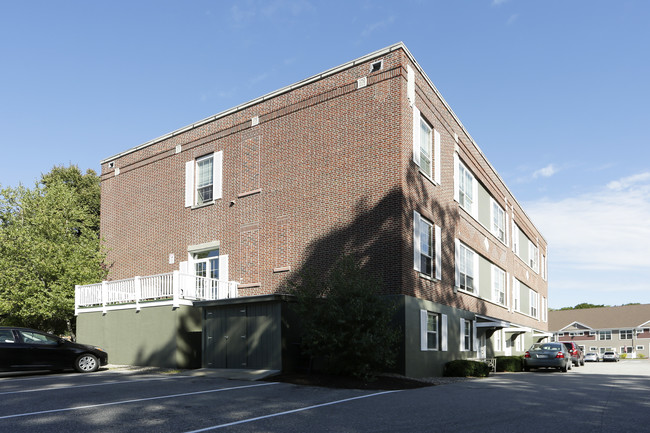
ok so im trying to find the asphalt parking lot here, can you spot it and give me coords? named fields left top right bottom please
left=1, top=360, right=649, bottom=432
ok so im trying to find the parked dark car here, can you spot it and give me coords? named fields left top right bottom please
left=561, top=341, right=585, bottom=367
left=524, top=342, right=572, bottom=372
left=0, top=327, right=108, bottom=373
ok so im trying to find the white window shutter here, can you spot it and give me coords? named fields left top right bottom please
left=506, top=272, right=511, bottom=312
left=420, top=310, right=428, bottom=351
left=213, top=151, right=223, bottom=200
left=434, top=225, right=442, bottom=280
left=460, top=318, right=466, bottom=351
left=413, top=211, right=421, bottom=272
left=454, top=238, right=461, bottom=288
left=441, top=314, right=448, bottom=351
left=453, top=152, right=460, bottom=202
left=185, top=160, right=195, bottom=207
left=407, top=65, right=415, bottom=105
left=434, top=129, right=441, bottom=184
left=505, top=211, right=510, bottom=246
left=473, top=321, right=478, bottom=352
left=218, top=254, right=229, bottom=282
left=412, top=106, right=421, bottom=167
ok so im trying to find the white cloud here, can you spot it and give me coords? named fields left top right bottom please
left=526, top=172, right=650, bottom=306
left=525, top=172, right=650, bottom=272
left=532, top=163, right=558, bottom=179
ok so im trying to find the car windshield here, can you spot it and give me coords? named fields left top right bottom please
left=532, top=344, right=561, bottom=351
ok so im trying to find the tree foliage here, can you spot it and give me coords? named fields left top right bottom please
left=287, top=255, right=399, bottom=380
left=558, top=303, right=607, bottom=311
left=0, top=166, right=106, bottom=333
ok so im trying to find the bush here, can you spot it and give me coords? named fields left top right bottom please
left=444, top=360, right=490, bottom=377
left=496, top=356, right=524, bottom=372
left=620, top=353, right=627, bottom=359
left=638, top=354, right=645, bottom=359
left=287, top=255, right=399, bottom=380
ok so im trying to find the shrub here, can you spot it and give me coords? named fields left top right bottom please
left=287, top=255, right=399, bottom=380
left=444, top=360, right=490, bottom=377
left=496, top=356, right=524, bottom=372
left=638, top=354, right=645, bottom=359
left=620, top=353, right=627, bottom=359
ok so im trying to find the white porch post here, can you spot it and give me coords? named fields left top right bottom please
left=74, top=285, right=80, bottom=316
left=172, top=271, right=180, bottom=308
left=101, top=281, right=108, bottom=315
left=134, top=276, right=141, bottom=312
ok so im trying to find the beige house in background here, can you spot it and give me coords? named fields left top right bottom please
left=549, top=304, right=650, bottom=358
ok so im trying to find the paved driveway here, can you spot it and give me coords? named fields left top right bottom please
left=1, top=361, right=649, bottom=432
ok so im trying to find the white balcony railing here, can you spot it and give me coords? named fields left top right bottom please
left=75, top=271, right=238, bottom=314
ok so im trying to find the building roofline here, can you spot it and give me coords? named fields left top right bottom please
left=101, top=41, right=546, bottom=242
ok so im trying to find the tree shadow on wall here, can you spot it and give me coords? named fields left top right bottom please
left=283, top=165, right=488, bottom=317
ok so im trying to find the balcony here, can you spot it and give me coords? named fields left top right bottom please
left=75, top=271, right=238, bottom=314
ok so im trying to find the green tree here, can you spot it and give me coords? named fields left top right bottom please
left=559, top=303, right=607, bottom=311
left=288, top=255, right=399, bottom=380
left=0, top=166, right=106, bottom=334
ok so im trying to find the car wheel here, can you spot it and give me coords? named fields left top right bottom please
left=75, top=354, right=99, bottom=373
left=561, top=363, right=568, bottom=372
left=524, top=366, right=530, bottom=372
left=580, top=359, right=585, bottom=366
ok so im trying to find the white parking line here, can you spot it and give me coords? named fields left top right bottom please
left=184, top=390, right=402, bottom=432
left=0, top=382, right=279, bottom=420
left=0, top=375, right=174, bottom=396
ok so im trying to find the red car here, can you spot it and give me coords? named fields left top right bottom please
left=561, top=341, right=585, bottom=367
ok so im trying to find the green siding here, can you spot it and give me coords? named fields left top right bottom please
left=478, top=256, right=492, bottom=300
left=518, top=229, right=530, bottom=264
left=75, top=305, right=202, bottom=368
left=478, top=183, right=491, bottom=229
left=519, top=281, right=531, bottom=315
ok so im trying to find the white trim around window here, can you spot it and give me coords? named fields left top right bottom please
left=455, top=240, right=478, bottom=294
left=414, top=211, right=441, bottom=280
left=185, top=151, right=223, bottom=208
left=420, top=310, right=447, bottom=351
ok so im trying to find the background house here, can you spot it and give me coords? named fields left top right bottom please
left=550, top=304, right=650, bottom=358
left=76, top=42, right=549, bottom=377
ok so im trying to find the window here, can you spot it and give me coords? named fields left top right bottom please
left=530, top=290, right=539, bottom=318
left=419, top=217, right=433, bottom=276
left=194, top=248, right=220, bottom=280
left=620, top=346, right=633, bottom=354
left=492, top=265, right=506, bottom=305
left=491, top=200, right=506, bottom=243
left=195, top=154, right=214, bottom=205
left=590, top=347, right=598, bottom=351
left=458, top=243, right=475, bottom=293
left=426, top=312, right=439, bottom=350
left=512, top=279, right=521, bottom=312
left=460, top=319, right=473, bottom=352
left=419, top=118, right=433, bottom=178
left=0, top=330, right=14, bottom=343
left=512, top=223, right=520, bottom=256
left=494, top=329, right=502, bottom=352
left=620, top=330, right=634, bottom=340
left=18, top=330, right=59, bottom=345
left=637, top=345, right=644, bottom=351
left=599, top=330, right=612, bottom=340
left=413, top=211, right=440, bottom=279
left=370, top=60, right=383, bottom=72
left=529, top=243, right=539, bottom=272
left=420, top=310, right=447, bottom=351
left=458, top=163, right=475, bottom=214
left=185, top=151, right=223, bottom=208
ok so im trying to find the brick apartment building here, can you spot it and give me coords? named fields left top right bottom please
left=76, top=42, right=549, bottom=377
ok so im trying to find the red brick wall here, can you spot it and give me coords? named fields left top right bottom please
left=99, top=46, right=548, bottom=330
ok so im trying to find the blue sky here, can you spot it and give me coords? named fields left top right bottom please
left=1, top=1, right=649, bottom=308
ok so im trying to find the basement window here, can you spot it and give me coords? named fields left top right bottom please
left=370, top=60, right=383, bottom=73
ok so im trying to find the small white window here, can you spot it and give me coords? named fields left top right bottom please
left=413, top=212, right=441, bottom=279
left=421, top=310, right=447, bottom=351
left=530, top=289, right=539, bottom=318
left=529, top=243, right=539, bottom=272
left=512, top=278, right=521, bottom=312
left=491, top=199, right=506, bottom=243
left=185, top=151, right=223, bottom=208
left=458, top=161, right=476, bottom=215
left=458, top=243, right=475, bottom=293
left=419, top=118, right=433, bottom=178
left=492, top=265, right=506, bottom=305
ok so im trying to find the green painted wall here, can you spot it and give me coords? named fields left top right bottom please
left=478, top=256, right=492, bottom=300
left=76, top=305, right=202, bottom=368
left=477, top=182, right=491, bottom=229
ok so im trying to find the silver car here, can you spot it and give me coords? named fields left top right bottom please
left=524, top=343, right=572, bottom=372
left=602, top=351, right=619, bottom=362
left=584, top=352, right=600, bottom=362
